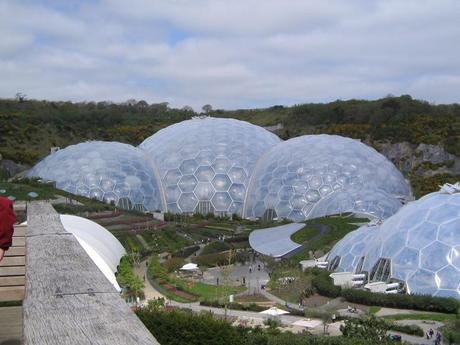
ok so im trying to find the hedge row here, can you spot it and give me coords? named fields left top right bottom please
left=200, top=300, right=265, bottom=312
left=388, top=323, right=424, bottom=337
left=309, top=269, right=459, bottom=314
left=172, top=245, right=200, bottom=258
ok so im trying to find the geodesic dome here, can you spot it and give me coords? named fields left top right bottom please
left=28, top=141, right=165, bottom=212
left=326, top=223, right=380, bottom=273
left=327, top=184, right=460, bottom=299
left=139, top=117, right=281, bottom=215
left=361, top=186, right=460, bottom=298
left=243, top=135, right=410, bottom=221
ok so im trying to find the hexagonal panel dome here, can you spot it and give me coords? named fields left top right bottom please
left=139, top=117, right=281, bottom=215
left=28, top=141, right=165, bottom=212
left=244, top=135, right=410, bottom=221
left=329, top=184, right=460, bottom=299
left=326, top=223, right=380, bottom=273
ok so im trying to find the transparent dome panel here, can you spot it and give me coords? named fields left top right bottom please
left=140, top=117, right=281, bottom=215
left=244, top=135, right=409, bottom=221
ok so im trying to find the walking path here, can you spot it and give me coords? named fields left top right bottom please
left=134, top=260, right=164, bottom=300
left=133, top=259, right=445, bottom=344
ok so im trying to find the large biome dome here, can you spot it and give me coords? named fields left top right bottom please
left=327, top=184, right=460, bottom=299
left=244, top=135, right=410, bottom=222
left=28, top=141, right=165, bottom=212
left=139, top=117, right=281, bottom=215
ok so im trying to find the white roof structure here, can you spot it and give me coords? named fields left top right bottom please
left=180, top=263, right=198, bottom=271
left=249, top=223, right=305, bottom=258
left=259, top=307, right=289, bottom=316
left=59, top=215, right=126, bottom=291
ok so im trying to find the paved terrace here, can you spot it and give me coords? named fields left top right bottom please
left=21, top=202, right=159, bottom=345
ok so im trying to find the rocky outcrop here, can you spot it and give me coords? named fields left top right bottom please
left=374, top=141, right=460, bottom=177
left=0, top=158, right=27, bottom=178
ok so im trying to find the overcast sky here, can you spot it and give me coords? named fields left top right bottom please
left=0, top=0, right=459, bottom=110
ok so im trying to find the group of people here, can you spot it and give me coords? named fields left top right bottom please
left=0, top=196, right=16, bottom=262
left=426, top=328, right=442, bottom=344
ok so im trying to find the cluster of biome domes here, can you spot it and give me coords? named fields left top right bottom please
left=326, top=183, right=460, bottom=299
left=28, top=116, right=411, bottom=222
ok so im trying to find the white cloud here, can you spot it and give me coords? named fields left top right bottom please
left=0, top=0, right=459, bottom=109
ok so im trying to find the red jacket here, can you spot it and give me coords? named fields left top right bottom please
left=0, top=197, right=16, bottom=250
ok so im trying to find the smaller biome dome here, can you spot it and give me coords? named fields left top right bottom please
left=59, top=214, right=126, bottom=291
left=327, top=183, right=460, bottom=299
left=139, top=117, right=281, bottom=216
left=244, top=135, right=410, bottom=222
left=361, top=184, right=460, bottom=299
left=28, top=141, right=165, bottom=212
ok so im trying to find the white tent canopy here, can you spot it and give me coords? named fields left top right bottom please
left=180, top=263, right=198, bottom=271
left=259, top=307, right=289, bottom=316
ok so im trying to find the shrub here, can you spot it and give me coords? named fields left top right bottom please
left=172, top=245, right=200, bottom=258
left=201, top=241, right=232, bottom=255
left=163, top=257, right=185, bottom=273
left=341, top=288, right=459, bottom=314
left=311, top=270, right=341, bottom=298
left=388, top=323, right=424, bottom=337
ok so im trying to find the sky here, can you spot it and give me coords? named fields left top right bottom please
left=0, top=0, right=459, bottom=110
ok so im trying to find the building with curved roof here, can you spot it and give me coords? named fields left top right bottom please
left=327, top=183, right=460, bottom=299
left=59, top=214, right=126, bottom=291
left=28, top=141, right=165, bottom=212
left=243, top=135, right=410, bottom=221
left=139, top=117, right=281, bottom=215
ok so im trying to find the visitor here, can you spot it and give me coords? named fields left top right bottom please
left=429, top=328, right=434, bottom=338
left=0, top=197, right=16, bottom=262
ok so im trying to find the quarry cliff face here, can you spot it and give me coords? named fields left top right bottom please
left=1, top=140, right=459, bottom=180
left=374, top=141, right=460, bottom=177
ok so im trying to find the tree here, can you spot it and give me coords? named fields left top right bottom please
left=202, top=104, right=213, bottom=114
left=15, top=92, right=26, bottom=102
left=340, top=315, right=389, bottom=342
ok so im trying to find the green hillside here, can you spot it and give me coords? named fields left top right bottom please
left=1, top=95, right=459, bottom=196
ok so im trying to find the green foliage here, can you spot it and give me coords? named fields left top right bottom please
left=163, top=257, right=186, bottom=272
left=200, top=300, right=266, bottom=312
left=410, top=173, right=460, bottom=198
left=310, top=269, right=341, bottom=298
left=387, top=323, right=424, bottom=337
left=172, top=245, right=200, bottom=258
left=306, top=268, right=459, bottom=314
left=340, top=288, right=459, bottom=314
left=201, top=241, right=233, bottom=255
left=290, top=215, right=367, bottom=260
left=137, top=308, right=394, bottom=345
left=340, top=315, right=389, bottom=342
left=116, top=256, right=145, bottom=297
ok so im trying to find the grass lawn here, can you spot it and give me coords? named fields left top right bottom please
left=267, top=266, right=312, bottom=304
left=0, top=181, right=58, bottom=200
left=187, top=281, right=246, bottom=301
left=381, top=313, right=457, bottom=322
left=289, top=214, right=368, bottom=260
left=368, top=306, right=381, bottom=314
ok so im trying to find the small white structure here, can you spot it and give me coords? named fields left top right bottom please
left=259, top=307, right=289, bottom=316
left=330, top=272, right=365, bottom=287
left=59, top=215, right=126, bottom=291
left=180, top=263, right=199, bottom=271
